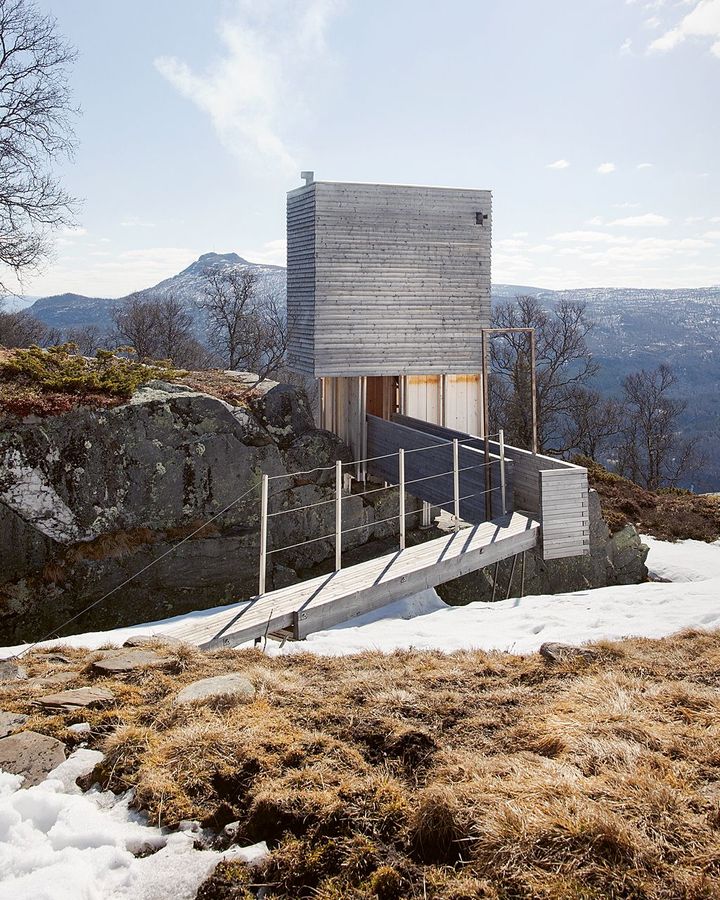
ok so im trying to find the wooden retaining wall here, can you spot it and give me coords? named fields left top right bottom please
left=539, top=468, right=590, bottom=559
left=366, top=415, right=511, bottom=523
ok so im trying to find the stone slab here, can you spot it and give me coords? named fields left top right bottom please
left=0, top=660, right=27, bottom=682
left=174, top=673, right=255, bottom=706
left=123, top=634, right=183, bottom=648
left=90, top=649, right=171, bottom=674
left=539, top=642, right=599, bottom=664
left=33, top=687, right=115, bottom=712
left=0, top=731, right=66, bottom=786
left=0, top=711, right=28, bottom=738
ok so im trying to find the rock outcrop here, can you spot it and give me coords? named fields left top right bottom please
left=436, top=489, right=648, bottom=606
left=0, top=376, right=401, bottom=643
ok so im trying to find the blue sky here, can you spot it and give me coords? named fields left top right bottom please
left=15, top=0, right=720, bottom=297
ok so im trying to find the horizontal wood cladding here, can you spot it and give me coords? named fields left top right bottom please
left=287, top=186, right=316, bottom=375
left=286, top=180, right=492, bottom=378
left=539, top=468, right=591, bottom=560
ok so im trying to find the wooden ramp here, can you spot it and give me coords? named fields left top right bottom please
left=166, top=512, right=539, bottom=649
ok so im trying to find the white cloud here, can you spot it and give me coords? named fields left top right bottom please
left=637, top=162, right=654, bottom=169
left=546, top=159, right=570, bottom=169
left=710, top=216, right=720, bottom=223
left=649, top=0, right=720, bottom=58
left=620, top=37, right=633, bottom=53
left=704, top=230, right=720, bottom=239
left=551, top=230, right=623, bottom=243
left=512, top=231, right=529, bottom=237
left=496, top=238, right=528, bottom=250
left=585, top=216, right=605, bottom=226
left=241, top=238, right=287, bottom=265
left=154, top=0, right=341, bottom=174
left=684, top=215, right=705, bottom=224
left=607, top=213, right=670, bottom=226
left=120, top=216, right=156, bottom=228
left=614, top=201, right=641, bottom=208
left=597, top=162, right=616, bottom=174
left=56, top=225, right=89, bottom=246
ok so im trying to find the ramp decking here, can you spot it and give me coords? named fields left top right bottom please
left=164, top=512, right=539, bottom=649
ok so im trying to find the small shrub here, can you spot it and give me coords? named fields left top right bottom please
left=408, top=785, right=463, bottom=864
left=0, top=344, right=183, bottom=400
left=368, top=865, right=403, bottom=900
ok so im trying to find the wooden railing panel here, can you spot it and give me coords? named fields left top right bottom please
left=539, top=468, right=590, bottom=559
left=365, top=415, right=511, bottom=523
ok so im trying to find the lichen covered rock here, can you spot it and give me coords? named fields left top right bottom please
left=0, top=378, right=401, bottom=642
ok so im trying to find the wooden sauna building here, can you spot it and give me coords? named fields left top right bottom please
left=159, top=176, right=594, bottom=649
left=286, top=174, right=591, bottom=561
left=287, top=176, right=491, bottom=450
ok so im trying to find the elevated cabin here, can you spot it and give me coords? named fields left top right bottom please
left=287, top=177, right=491, bottom=448
left=286, top=174, right=590, bottom=562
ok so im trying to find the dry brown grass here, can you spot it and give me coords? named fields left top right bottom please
left=578, top=455, right=720, bottom=542
left=5, top=631, right=720, bottom=898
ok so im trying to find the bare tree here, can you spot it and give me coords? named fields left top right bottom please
left=490, top=295, right=598, bottom=453
left=616, top=364, right=699, bottom=489
left=198, top=268, right=287, bottom=378
left=0, top=300, right=46, bottom=345
left=0, top=0, right=78, bottom=286
left=562, top=386, right=624, bottom=461
left=111, top=293, right=162, bottom=361
left=61, top=324, right=108, bottom=356
left=111, top=292, right=210, bottom=368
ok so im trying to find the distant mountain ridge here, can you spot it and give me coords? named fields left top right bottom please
left=22, top=262, right=720, bottom=486
left=27, top=252, right=285, bottom=330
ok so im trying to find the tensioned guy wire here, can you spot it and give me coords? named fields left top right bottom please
left=11, top=482, right=261, bottom=659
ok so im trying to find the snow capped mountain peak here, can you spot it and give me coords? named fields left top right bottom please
left=180, top=252, right=251, bottom=277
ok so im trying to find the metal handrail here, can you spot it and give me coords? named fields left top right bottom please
left=265, top=459, right=499, bottom=519
left=257, top=429, right=508, bottom=596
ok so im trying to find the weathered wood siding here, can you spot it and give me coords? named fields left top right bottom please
left=539, top=468, right=590, bottom=559
left=287, top=185, right=316, bottom=375
left=391, top=414, right=590, bottom=559
left=287, top=181, right=492, bottom=377
left=366, top=415, right=511, bottom=522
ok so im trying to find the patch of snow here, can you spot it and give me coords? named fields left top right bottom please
left=3, top=538, right=720, bottom=662
left=0, top=751, right=269, bottom=900
left=267, top=578, right=720, bottom=657
left=641, top=533, right=720, bottom=583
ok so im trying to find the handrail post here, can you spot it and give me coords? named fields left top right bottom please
left=258, top=473, right=268, bottom=596
left=452, top=438, right=460, bottom=533
left=398, top=448, right=406, bottom=550
left=530, top=328, right=538, bottom=455
left=499, top=428, right=507, bottom=515
left=335, top=459, right=342, bottom=572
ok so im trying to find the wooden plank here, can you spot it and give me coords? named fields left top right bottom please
left=164, top=513, right=538, bottom=649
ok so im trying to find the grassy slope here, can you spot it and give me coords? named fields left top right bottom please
left=579, top=456, right=720, bottom=543
left=4, top=633, right=720, bottom=899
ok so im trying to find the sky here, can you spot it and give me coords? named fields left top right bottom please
left=10, top=0, right=720, bottom=298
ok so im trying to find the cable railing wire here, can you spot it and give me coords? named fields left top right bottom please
left=266, top=484, right=502, bottom=552
left=264, top=457, right=497, bottom=519
left=11, top=480, right=261, bottom=659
